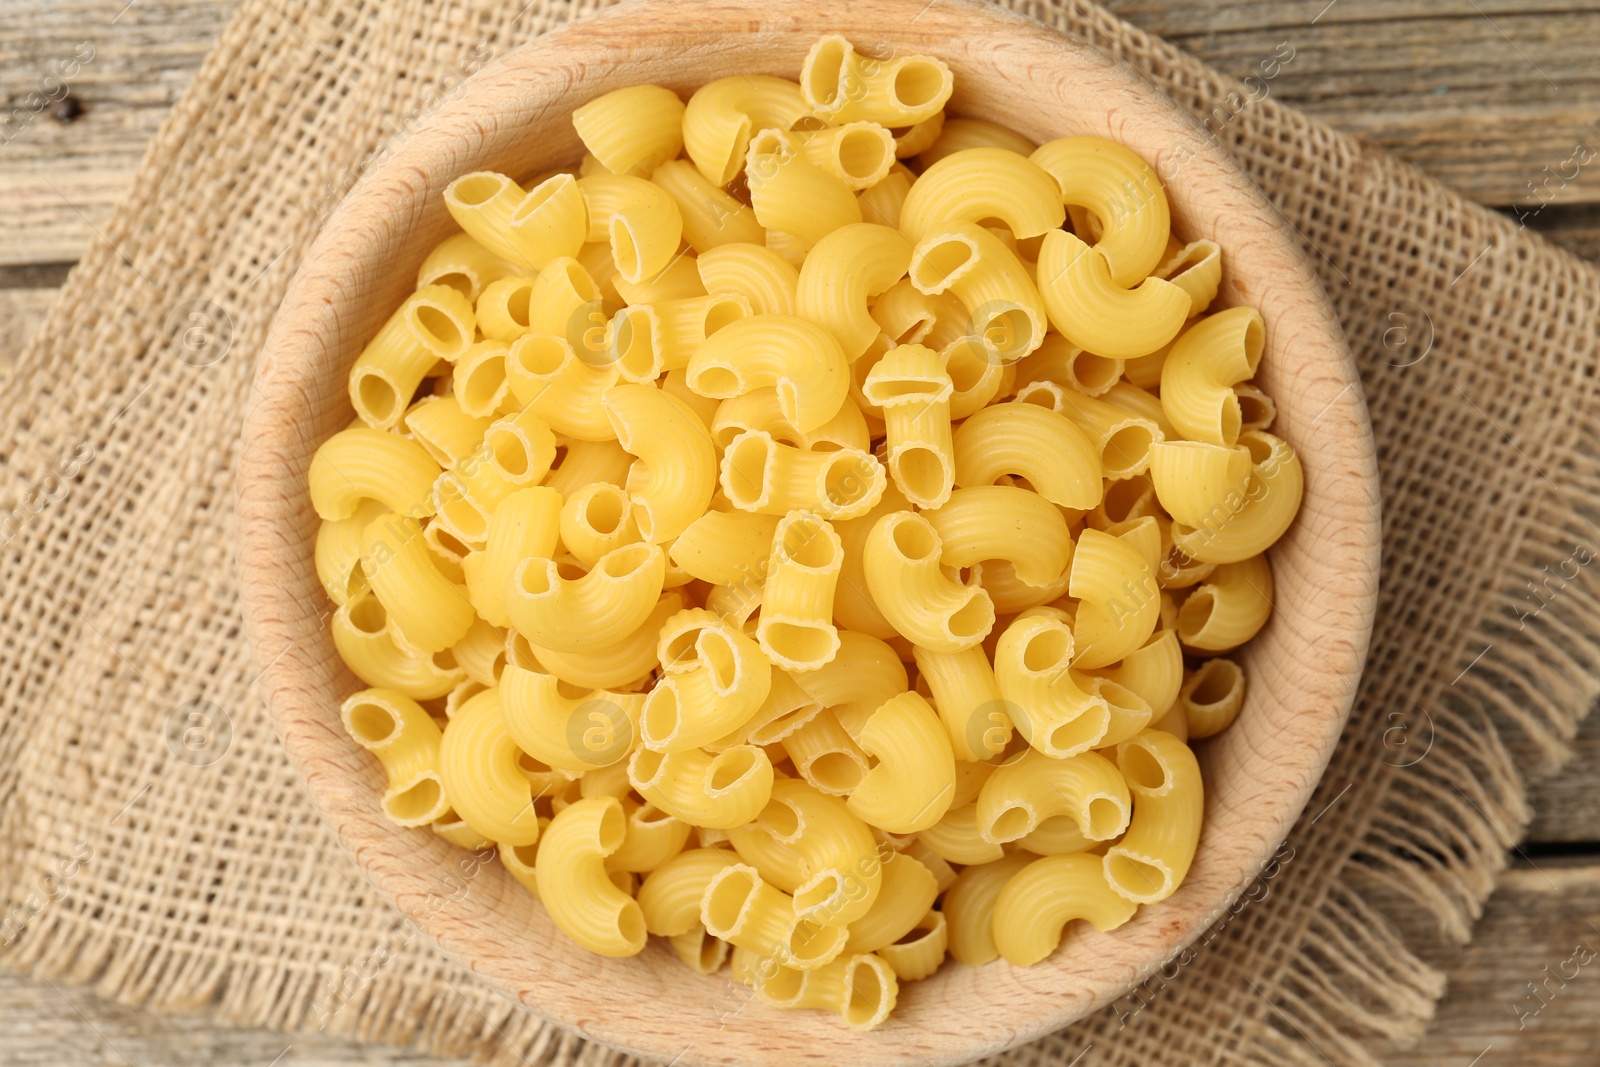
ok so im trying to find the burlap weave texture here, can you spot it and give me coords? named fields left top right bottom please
left=2, top=1, right=1597, bottom=1065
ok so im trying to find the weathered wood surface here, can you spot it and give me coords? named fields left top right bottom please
left=3, top=0, right=1599, bottom=1063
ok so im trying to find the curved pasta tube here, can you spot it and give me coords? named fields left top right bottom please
left=719, top=431, right=886, bottom=520
left=1046, top=388, right=1164, bottom=484
left=861, top=343, right=955, bottom=509
left=558, top=482, right=640, bottom=568
left=1070, top=527, right=1162, bottom=669
left=975, top=749, right=1131, bottom=845
left=794, top=223, right=912, bottom=359
left=507, top=543, right=666, bottom=653
left=641, top=293, right=752, bottom=376
left=760, top=779, right=882, bottom=927
left=1030, top=135, right=1171, bottom=286
left=1159, top=306, right=1265, bottom=446
left=1088, top=628, right=1183, bottom=733
left=758, top=511, right=844, bottom=671
left=332, top=591, right=464, bottom=699
left=950, top=402, right=1101, bottom=510
left=924, top=485, right=1074, bottom=588
left=451, top=616, right=507, bottom=687
left=605, top=799, right=692, bottom=873
left=1179, top=657, right=1245, bottom=738
left=791, top=631, right=908, bottom=738
left=475, top=275, right=538, bottom=342
left=858, top=163, right=914, bottom=230
left=781, top=710, right=871, bottom=795
left=417, top=231, right=518, bottom=302
left=1036, top=229, right=1190, bottom=360
left=992, top=610, right=1113, bottom=757
left=920, top=117, right=1035, bottom=167
left=801, top=36, right=951, bottom=126
left=1178, top=554, right=1273, bottom=652
left=909, top=221, right=1047, bottom=362
left=534, top=796, right=648, bottom=956
left=637, top=847, right=740, bottom=936
left=576, top=174, right=683, bottom=284
left=841, top=852, right=938, bottom=953
left=499, top=665, right=644, bottom=773
left=482, top=406, right=558, bottom=488
left=315, top=498, right=386, bottom=605
left=748, top=150, right=863, bottom=252
left=349, top=286, right=474, bottom=428
left=358, top=512, right=474, bottom=654
left=642, top=612, right=772, bottom=750
left=736, top=948, right=899, bottom=1031
left=711, top=387, right=870, bottom=454
left=698, top=242, right=798, bottom=317
left=913, top=645, right=1011, bottom=761
left=1149, top=440, right=1254, bottom=528
left=309, top=428, right=440, bottom=522
left=941, top=853, right=1033, bottom=965
left=846, top=692, right=956, bottom=834
left=668, top=510, right=778, bottom=587
left=602, top=383, right=718, bottom=543
left=529, top=590, right=685, bottom=691
left=1013, top=333, right=1123, bottom=398
left=688, top=315, right=849, bottom=434
left=876, top=909, right=946, bottom=981
left=736, top=669, right=824, bottom=748
left=862, top=510, right=994, bottom=653
left=829, top=484, right=911, bottom=640
left=506, top=332, right=620, bottom=443
left=650, top=159, right=765, bottom=252
left=341, top=688, right=450, bottom=826
left=683, top=74, right=810, bottom=185
left=1170, top=430, right=1303, bottom=564
left=794, top=122, right=896, bottom=189
left=897, top=148, right=1065, bottom=242
left=437, top=687, right=540, bottom=846
left=460, top=487, right=560, bottom=628
left=572, top=84, right=685, bottom=177
left=1104, top=729, right=1203, bottom=903
left=1156, top=238, right=1223, bottom=314
left=402, top=395, right=491, bottom=469
left=725, top=817, right=809, bottom=893
left=444, top=171, right=589, bottom=271
left=629, top=745, right=775, bottom=829
left=914, top=802, right=1003, bottom=865
left=992, top=852, right=1139, bottom=966
left=703, top=864, right=849, bottom=972
left=451, top=339, right=514, bottom=419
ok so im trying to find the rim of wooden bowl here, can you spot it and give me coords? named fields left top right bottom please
left=238, top=1, right=1380, bottom=1063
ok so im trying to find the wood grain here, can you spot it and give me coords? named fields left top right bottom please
left=236, top=1, right=1376, bottom=1063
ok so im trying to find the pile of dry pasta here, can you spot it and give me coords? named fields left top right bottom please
left=309, top=33, right=1304, bottom=1030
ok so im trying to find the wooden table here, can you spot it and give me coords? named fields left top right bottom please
left=3, top=1, right=1598, bottom=1063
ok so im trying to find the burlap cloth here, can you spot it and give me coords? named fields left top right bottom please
left=2, top=0, right=1597, bottom=1063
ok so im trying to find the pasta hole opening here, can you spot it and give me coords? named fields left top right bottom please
left=1046, top=716, right=1101, bottom=756
left=347, top=593, right=388, bottom=634
left=843, top=959, right=888, bottom=1026
left=893, top=446, right=948, bottom=505
left=1242, top=432, right=1276, bottom=466
left=354, top=372, right=400, bottom=425
left=911, top=237, right=977, bottom=291
left=413, top=304, right=464, bottom=353
left=1177, top=588, right=1216, bottom=643
left=554, top=679, right=588, bottom=700
left=891, top=60, right=946, bottom=109
left=641, top=687, right=680, bottom=747
left=724, top=434, right=774, bottom=506
left=764, top=622, right=836, bottom=667
left=699, top=631, right=739, bottom=691
left=502, top=283, right=533, bottom=329
left=979, top=306, right=1036, bottom=362
left=661, top=624, right=704, bottom=671
left=345, top=700, right=399, bottom=746
left=554, top=556, right=587, bottom=580
left=803, top=38, right=849, bottom=109
left=507, top=840, right=538, bottom=867
left=889, top=516, right=938, bottom=562
left=788, top=920, right=843, bottom=965
left=1072, top=353, right=1122, bottom=392
left=511, top=335, right=568, bottom=377
left=696, top=929, right=725, bottom=972
left=757, top=798, right=801, bottom=840
left=607, top=867, right=635, bottom=896
left=597, top=800, right=627, bottom=852
left=807, top=751, right=865, bottom=793
left=703, top=868, right=759, bottom=934
left=764, top=964, right=804, bottom=1002
left=516, top=560, right=556, bottom=598
left=894, top=916, right=938, bottom=945
left=611, top=219, right=642, bottom=282
left=430, top=270, right=474, bottom=299
left=871, top=378, right=945, bottom=403
left=487, top=428, right=530, bottom=477
left=449, top=173, right=508, bottom=207
left=461, top=360, right=508, bottom=413
left=431, top=648, right=459, bottom=672
left=631, top=746, right=666, bottom=785
left=1086, top=796, right=1126, bottom=839
left=1242, top=313, right=1265, bottom=374
left=1103, top=424, right=1155, bottom=474
left=1219, top=400, right=1242, bottom=449
left=1022, top=626, right=1071, bottom=673
left=1120, top=743, right=1169, bottom=792
left=1190, top=659, right=1243, bottom=706
left=562, top=258, right=600, bottom=303
left=703, top=296, right=748, bottom=335
left=748, top=704, right=820, bottom=746
left=582, top=486, right=628, bottom=535
left=429, top=524, right=472, bottom=559
left=616, top=903, right=647, bottom=947
left=1015, top=382, right=1061, bottom=410
left=1107, top=853, right=1169, bottom=898
left=517, top=750, right=553, bottom=776
left=693, top=365, right=742, bottom=398
left=944, top=342, right=995, bottom=391
left=1103, top=475, right=1154, bottom=522
left=792, top=871, right=839, bottom=914
left=989, top=804, right=1034, bottom=842
left=1097, top=680, right=1146, bottom=716
left=836, top=127, right=890, bottom=181
left=1235, top=387, right=1274, bottom=428
left=946, top=595, right=991, bottom=640
left=601, top=544, right=654, bottom=579
left=781, top=518, right=837, bottom=569
left=385, top=777, right=444, bottom=823
left=708, top=747, right=760, bottom=792
left=822, top=454, right=876, bottom=508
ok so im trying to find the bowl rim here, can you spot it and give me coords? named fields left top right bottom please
left=238, top=1, right=1381, bottom=1063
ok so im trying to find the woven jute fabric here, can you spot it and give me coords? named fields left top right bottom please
left=2, top=0, right=1597, bottom=1063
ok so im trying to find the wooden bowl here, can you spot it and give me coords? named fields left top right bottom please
left=238, top=1, right=1379, bottom=1062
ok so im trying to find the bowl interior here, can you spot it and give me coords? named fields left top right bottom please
left=239, top=1, right=1379, bottom=1064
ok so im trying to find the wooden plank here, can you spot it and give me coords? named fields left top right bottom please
left=1527, top=708, right=1600, bottom=845
left=1385, top=860, right=1600, bottom=1066
left=0, top=0, right=235, bottom=266
left=1107, top=0, right=1600, bottom=206
left=0, top=288, right=58, bottom=366
left=1524, top=203, right=1600, bottom=264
